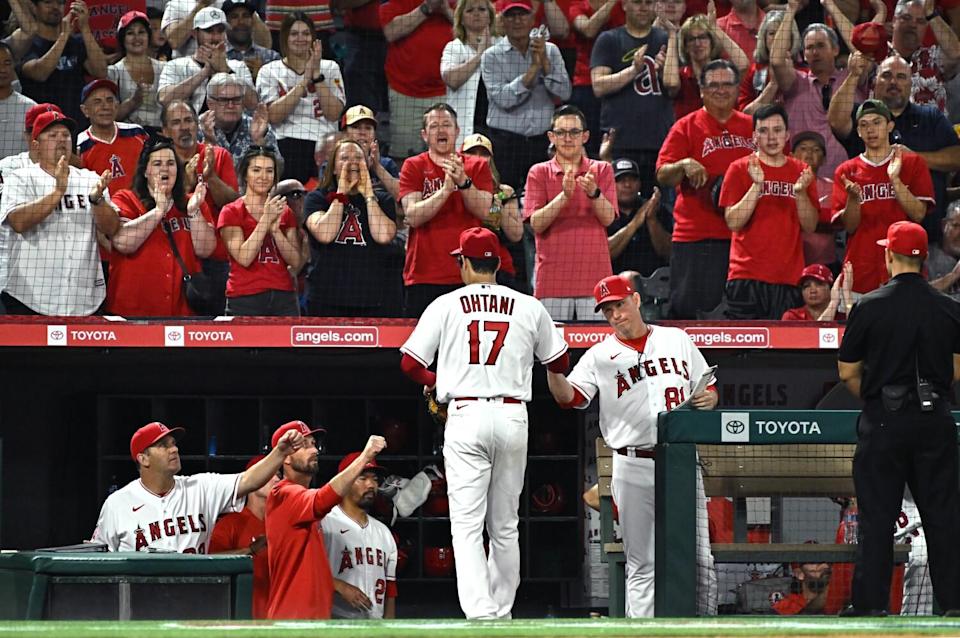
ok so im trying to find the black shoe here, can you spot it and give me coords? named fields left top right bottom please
left=839, top=606, right=888, bottom=617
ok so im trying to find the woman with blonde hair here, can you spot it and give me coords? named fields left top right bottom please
left=441, top=0, right=498, bottom=147
left=663, top=4, right=749, bottom=119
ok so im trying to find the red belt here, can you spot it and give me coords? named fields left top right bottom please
left=616, top=447, right=655, bottom=458
left=455, top=397, right=522, bottom=404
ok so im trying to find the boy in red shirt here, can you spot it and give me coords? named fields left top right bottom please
left=266, top=421, right=386, bottom=619
left=719, top=103, right=818, bottom=319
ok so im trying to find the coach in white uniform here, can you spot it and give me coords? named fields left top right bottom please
left=93, top=421, right=304, bottom=553
left=0, top=111, right=120, bottom=315
left=321, top=451, right=398, bottom=619
left=400, top=227, right=570, bottom=619
left=546, top=274, right=718, bottom=617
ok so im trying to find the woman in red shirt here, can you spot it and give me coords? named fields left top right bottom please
left=108, top=140, right=216, bottom=317
left=663, top=11, right=749, bottom=120
left=218, top=148, right=304, bottom=316
left=738, top=10, right=801, bottom=114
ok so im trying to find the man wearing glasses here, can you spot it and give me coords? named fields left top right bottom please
left=546, top=273, right=718, bottom=617
left=656, top=58, right=754, bottom=319
left=201, top=72, right=279, bottom=169
left=524, top=104, right=617, bottom=320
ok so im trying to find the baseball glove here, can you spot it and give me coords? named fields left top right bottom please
left=424, top=390, right=448, bottom=426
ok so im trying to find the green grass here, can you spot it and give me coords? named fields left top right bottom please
left=0, top=618, right=959, bottom=638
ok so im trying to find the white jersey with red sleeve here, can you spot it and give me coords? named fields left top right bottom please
left=400, top=282, right=568, bottom=403
left=567, top=326, right=713, bottom=449
left=321, top=506, right=398, bottom=619
left=831, top=151, right=935, bottom=294
left=91, top=473, right=244, bottom=553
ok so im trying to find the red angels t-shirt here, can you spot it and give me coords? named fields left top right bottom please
left=831, top=152, right=934, bottom=294
left=107, top=190, right=215, bottom=317
left=217, top=200, right=298, bottom=297
left=77, top=123, right=148, bottom=194
left=568, top=0, right=625, bottom=86
left=265, top=481, right=342, bottom=620
left=380, top=0, right=453, bottom=97
left=398, top=152, right=494, bottom=285
left=719, top=155, right=817, bottom=285
left=673, top=66, right=704, bottom=120
left=656, top=108, right=755, bottom=243
left=209, top=508, right=270, bottom=619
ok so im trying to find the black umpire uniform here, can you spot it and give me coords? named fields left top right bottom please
left=838, top=221, right=960, bottom=615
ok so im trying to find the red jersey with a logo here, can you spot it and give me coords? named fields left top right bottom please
left=831, top=152, right=934, bottom=293
left=719, top=155, right=817, bottom=285
left=656, top=108, right=756, bottom=242
left=380, top=0, right=454, bottom=97
left=217, top=200, right=298, bottom=297
left=266, top=481, right=342, bottom=619
left=107, top=190, right=216, bottom=317
left=568, top=0, right=625, bottom=86
left=77, top=123, right=148, bottom=194
left=210, top=508, right=270, bottom=619
left=398, top=152, right=494, bottom=285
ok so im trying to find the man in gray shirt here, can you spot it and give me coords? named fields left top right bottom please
left=930, top=200, right=960, bottom=300
left=481, top=0, right=571, bottom=190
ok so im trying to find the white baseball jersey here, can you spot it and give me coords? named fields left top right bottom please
left=0, top=152, right=32, bottom=294
left=321, top=506, right=397, bottom=619
left=897, top=488, right=931, bottom=615
left=161, top=0, right=226, bottom=59
left=568, top=326, right=712, bottom=449
left=0, top=163, right=113, bottom=315
left=92, top=474, right=244, bottom=553
left=256, top=60, right=345, bottom=142
left=401, top=282, right=568, bottom=403
left=158, top=56, right=253, bottom=116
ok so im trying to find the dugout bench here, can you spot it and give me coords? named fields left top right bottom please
left=0, top=552, right=253, bottom=620
left=597, top=410, right=950, bottom=617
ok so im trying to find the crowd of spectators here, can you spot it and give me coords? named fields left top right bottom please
left=1, top=0, right=960, bottom=319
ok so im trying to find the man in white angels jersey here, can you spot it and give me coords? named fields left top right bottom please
left=546, top=273, right=719, bottom=617
left=321, top=451, right=398, bottom=619
left=92, top=421, right=304, bottom=553
left=400, top=227, right=570, bottom=619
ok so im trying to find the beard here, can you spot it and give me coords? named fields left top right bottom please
left=290, top=454, right=318, bottom=476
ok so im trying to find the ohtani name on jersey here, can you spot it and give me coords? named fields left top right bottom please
left=616, top=357, right=690, bottom=398
left=856, top=182, right=897, bottom=203
left=338, top=546, right=386, bottom=574
left=133, top=514, right=207, bottom=550
left=57, top=194, right=91, bottom=211
left=701, top=134, right=755, bottom=158
left=759, top=181, right=795, bottom=197
left=459, top=293, right=515, bottom=316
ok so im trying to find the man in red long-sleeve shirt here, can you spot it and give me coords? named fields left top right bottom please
left=265, top=420, right=387, bottom=619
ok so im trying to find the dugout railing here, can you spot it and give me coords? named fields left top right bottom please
left=652, top=409, right=957, bottom=617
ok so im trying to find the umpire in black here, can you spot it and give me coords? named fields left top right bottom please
left=838, top=220, right=960, bottom=616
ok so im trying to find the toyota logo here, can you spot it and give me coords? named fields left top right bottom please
left=725, top=420, right=745, bottom=434
left=167, top=331, right=182, bottom=341
left=822, top=333, right=836, bottom=343
left=50, top=330, right=64, bottom=340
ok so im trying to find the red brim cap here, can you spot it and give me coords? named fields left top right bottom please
left=337, top=451, right=387, bottom=474
left=130, top=422, right=185, bottom=460
left=877, top=220, right=928, bottom=259
left=270, top=420, right=326, bottom=448
left=593, top=275, right=635, bottom=312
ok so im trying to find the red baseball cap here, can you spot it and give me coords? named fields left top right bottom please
left=450, top=227, right=499, bottom=259
left=130, top=422, right=185, bottom=460
left=877, top=220, right=928, bottom=259
left=852, top=22, right=889, bottom=63
left=81, top=79, right=119, bottom=104
left=337, top=451, right=387, bottom=475
left=245, top=454, right=266, bottom=471
left=593, top=274, right=636, bottom=311
left=798, top=263, right=834, bottom=286
left=497, top=0, right=532, bottom=12
left=118, top=10, right=149, bottom=31
left=270, top=420, right=326, bottom=448
left=24, top=103, right=63, bottom=133
left=31, top=111, right=76, bottom=141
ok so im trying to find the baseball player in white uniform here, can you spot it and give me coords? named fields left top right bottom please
left=400, top=227, right=570, bottom=619
left=0, top=110, right=120, bottom=315
left=321, top=451, right=398, bottom=619
left=898, top=488, right=931, bottom=615
left=92, top=421, right=304, bottom=553
left=547, top=274, right=719, bottom=617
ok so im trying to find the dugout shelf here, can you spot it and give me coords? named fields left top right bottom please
left=0, top=552, right=253, bottom=620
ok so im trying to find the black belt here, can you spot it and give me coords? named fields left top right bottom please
left=615, top=447, right=655, bottom=458
left=454, top=397, right=522, bottom=404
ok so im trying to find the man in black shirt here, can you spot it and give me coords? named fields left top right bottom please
left=838, top=220, right=960, bottom=616
left=607, top=158, right=671, bottom=277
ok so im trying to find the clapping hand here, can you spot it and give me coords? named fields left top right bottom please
left=842, top=175, right=862, bottom=202
left=561, top=167, right=577, bottom=199
left=441, top=155, right=466, bottom=187
left=187, top=181, right=208, bottom=217
left=251, top=104, right=269, bottom=144
left=53, top=155, right=70, bottom=195
left=577, top=167, right=598, bottom=196
left=89, top=170, right=111, bottom=206
left=632, top=44, right=648, bottom=73
left=747, top=154, right=764, bottom=185
left=794, top=165, right=814, bottom=193
left=887, top=146, right=903, bottom=181
left=150, top=173, right=172, bottom=216
left=199, top=110, right=217, bottom=143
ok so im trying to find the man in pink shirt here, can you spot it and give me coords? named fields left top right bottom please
left=717, top=0, right=764, bottom=60
left=524, top=105, right=617, bottom=320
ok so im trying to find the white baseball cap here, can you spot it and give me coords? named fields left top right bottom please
left=194, top=7, right=227, bottom=30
